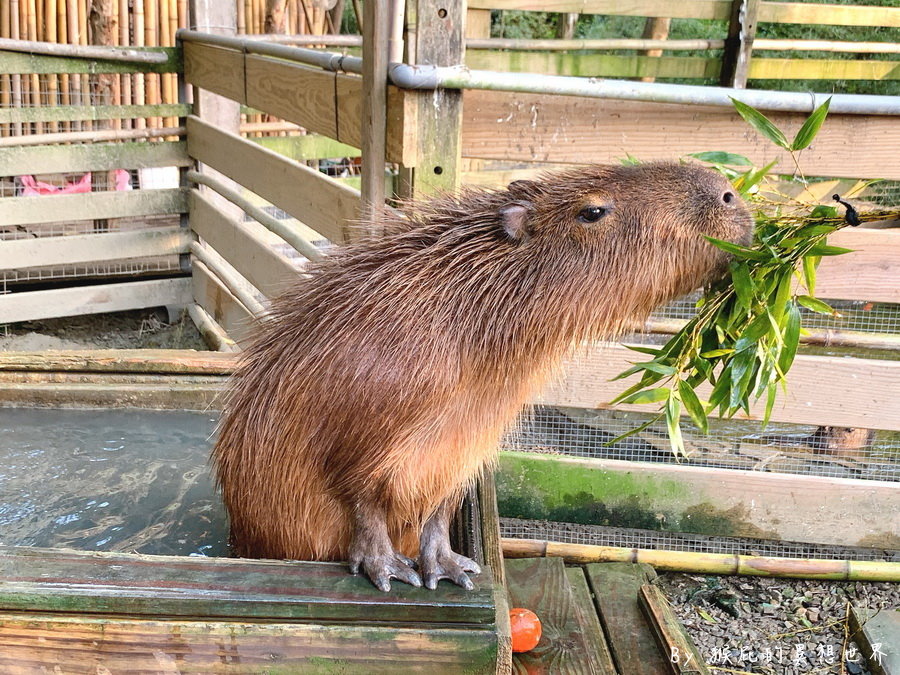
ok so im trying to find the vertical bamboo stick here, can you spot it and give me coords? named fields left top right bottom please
left=237, top=0, right=246, bottom=34
left=10, top=0, right=23, bottom=136
left=118, top=0, right=131, bottom=131
left=78, top=0, right=90, bottom=124
left=57, top=0, right=70, bottom=132
left=45, top=0, right=59, bottom=132
left=1, top=1, right=10, bottom=137
left=65, top=0, right=80, bottom=130
left=26, top=0, right=42, bottom=135
left=159, top=0, right=171, bottom=134
left=144, top=0, right=159, bottom=129
left=133, top=0, right=145, bottom=130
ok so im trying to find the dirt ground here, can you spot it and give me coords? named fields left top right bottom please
left=0, top=308, right=207, bottom=351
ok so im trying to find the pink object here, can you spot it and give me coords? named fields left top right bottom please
left=19, top=169, right=131, bottom=196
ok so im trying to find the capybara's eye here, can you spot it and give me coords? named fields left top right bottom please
left=577, top=206, right=606, bottom=223
left=722, top=191, right=735, bottom=204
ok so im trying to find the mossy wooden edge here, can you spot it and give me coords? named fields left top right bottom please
left=639, top=583, right=710, bottom=674
left=495, top=452, right=900, bottom=550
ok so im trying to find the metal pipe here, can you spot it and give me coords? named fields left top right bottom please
left=388, top=63, right=900, bottom=115
left=0, top=37, right=169, bottom=63
left=176, top=30, right=900, bottom=115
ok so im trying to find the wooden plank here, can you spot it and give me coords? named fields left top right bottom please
left=0, top=612, right=498, bottom=674
left=497, top=452, right=900, bottom=549
left=758, top=2, right=900, bottom=28
left=465, top=51, right=721, bottom=79
left=540, top=344, right=900, bottom=431
left=0, top=47, right=180, bottom=74
left=187, top=115, right=359, bottom=242
left=815, top=229, right=900, bottom=304
left=0, top=227, right=192, bottom=271
left=254, top=133, right=360, bottom=160
left=182, top=41, right=246, bottom=104
left=850, top=606, right=900, bottom=675
left=0, top=277, right=192, bottom=325
left=639, top=584, right=710, bottom=675
left=386, top=84, right=418, bottom=166
left=0, top=189, right=188, bottom=227
left=0, top=103, right=190, bottom=124
left=337, top=72, right=364, bottom=148
left=190, top=190, right=299, bottom=298
left=750, top=57, right=900, bottom=80
left=505, top=557, right=603, bottom=673
left=245, top=54, right=338, bottom=138
left=0, top=349, right=238, bottom=375
left=0, top=140, right=188, bottom=174
left=466, top=0, right=732, bottom=20
left=461, top=90, right=900, bottom=181
left=192, top=259, right=259, bottom=344
left=0, top=546, right=497, bottom=625
left=584, top=563, right=670, bottom=675
left=565, top=567, right=617, bottom=675
left=0, top=379, right=223, bottom=411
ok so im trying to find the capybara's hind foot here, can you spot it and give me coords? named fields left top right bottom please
left=348, top=503, right=421, bottom=591
left=420, top=548, right=481, bottom=591
left=349, top=547, right=421, bottom=592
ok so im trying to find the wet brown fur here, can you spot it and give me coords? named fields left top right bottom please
left=212, top=162, right=753, bottom=561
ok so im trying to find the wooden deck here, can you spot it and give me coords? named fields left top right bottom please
left=506, top=558, right=708, bottom=674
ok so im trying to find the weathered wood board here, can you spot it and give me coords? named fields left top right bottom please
left=585, top=562, right=670, bottom=675
left=192, top=259, right=259, bottom=344
left=460, top=91, right=900, bottom=181
left=186, top=115, right=358, bottom=243
left=0, top=189, right=188, bottom=228
left=497, top=452, right=900, bottom=549
left=565, top=566, right=618, bottom=674
left=0, top=349, right=237, bottom=374
left=0, top=140, right=188, bottom=175
left=851, top=606, right=900, bottom=675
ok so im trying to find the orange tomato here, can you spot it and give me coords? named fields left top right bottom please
left=509, top=607, right=542, bottom=653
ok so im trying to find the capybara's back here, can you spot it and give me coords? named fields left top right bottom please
left=213, top=162, right=753, bottom=590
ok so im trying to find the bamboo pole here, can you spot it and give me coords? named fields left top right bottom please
left=44, top=0, right=59, bottom=132
left=144, top=0, right=159, bottom=130
left=26, top=0, right=42, bottom=134
left=133, top=0, right=146, bottom=130
left=188, top=304, right=241, bottom=352
left=0, top=36, right=167, bottom=62
left=502, top=539, right=900, bottom=582
left=190, top=244, right=267, bottom=318
left=1, top=0, right=11, bottom=137
left=77, top=0, right=90, bottom=119
left=9, top=0, right=24, bottom=136
left=159, top=0, right=171, bottom=132
left=118, top=0, right=131, bottom=131
left=0, top=124, right=183, bottom=146
left=57, top=0, right=70, bottom=132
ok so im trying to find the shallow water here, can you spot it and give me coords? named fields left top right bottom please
left=0, top=408, right=228, bottom=556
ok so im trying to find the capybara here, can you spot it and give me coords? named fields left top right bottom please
left=212, top=162, right=753, bottom=591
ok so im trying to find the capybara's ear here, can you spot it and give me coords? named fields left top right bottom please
left=498, top=200, right=533, bottom=241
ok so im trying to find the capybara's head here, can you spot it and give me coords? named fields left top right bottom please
left=501, top=161, right=752, bottom=291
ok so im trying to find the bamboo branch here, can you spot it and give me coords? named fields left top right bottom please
left=0, top=36, right=168, bottom=62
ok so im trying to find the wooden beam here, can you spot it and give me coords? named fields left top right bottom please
left=0, top=227, right=192, bottom=271
left=466, top=0, right=732, bottom=20
left=460, top=91, right=900, bottom=181
left=0, top=278, right=193, bottom=325
left=0, top=612, right=499, bottom=673
left=191, top=259, right=257, bottom=344
left=814, top=229, right=900, bottom=304
left=465, top=51, right=721, bottom=79
left=187, top=115, right=359, bottom=242
left=252, top=134, right=360, bottom=160
left=750, top=57, right=900, bottom=80
left=0, top=377, right=224, bottom=410
left=540, top=344, right=900, bottom=431
left=498, top=452, right=900, bottom=549
left=181, top=41, right=246, bottom=104
left=0, top=349, right=238, bottom=374
left=0, top=140, right=188, bottom=175
left=758, top=2, right=900, bottom=28
left=361, top=0, right=389, bottom=223
left=190, top=190, right=299, bottom=298
left=720, top=0, right=761, bottom=88
left=0, top=103, right=190, bottom=124
left=0, top=189, right=188, bottom=228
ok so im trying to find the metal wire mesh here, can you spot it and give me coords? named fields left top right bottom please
left=499, top=518, right=900, bottom=562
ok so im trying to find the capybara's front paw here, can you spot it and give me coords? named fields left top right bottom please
left=419, top=549, right=481, bottom=591
left=349, top=547, right=422, bottom=592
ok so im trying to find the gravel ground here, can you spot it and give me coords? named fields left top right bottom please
left=1, top=308, right=207, bottom=351
left=658, top=572, right=899, bottom=674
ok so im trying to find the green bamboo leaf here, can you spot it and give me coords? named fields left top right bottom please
left=809, top=204, right=839, bottom=219
left=604, top=415, right=663, bottom=446
left=616, top=387, right=672, bottom=405
left=778, top=303, right=801, bottom=374
left=703, top=236, right=768, bottom=261
left=736, top=160, right=779, bottom=196
left=806, top=243, right=854, bottom=257
left=770, top=269, right=794, bottom=325
left=666, top=395, right=685, bottom=457
left=678, top=380, right=709, bottom=435
left=731, top=98, right=790, bottom=149
left=731, top=263, right=755, bottom=308
left=794, top=224, right=837, bottom=237
left=640, top=362, right=678, bottom=376
left=797, top=295, right=836, bottom=315
left=700, top=348, right=735, bottom=358
left=790, top=97, right=831, bottom=151
left=624, top=344, right=662, bottom=355
left=763, top=380, right=778, bottom=428
left=708, top=365, right=732, bottom=411
left=735, top=313, right=772, bottom=352
left=610, top=364, right=646, bottom=381
left=688, top=151, right=753, bottom=166
left=802, top=255, right=818, bottom=295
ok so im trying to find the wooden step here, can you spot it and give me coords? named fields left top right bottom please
left=851, top=606, right=900, bottom=675
left=506, top=556, right=614, bottom=673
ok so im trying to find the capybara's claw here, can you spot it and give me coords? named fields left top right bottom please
left=420, top=550, right=482, bottom=591
left=349, top=550, right=422, bottom=592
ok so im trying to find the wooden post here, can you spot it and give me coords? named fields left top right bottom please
left=397, top=0, right=464, bottom=200
left=639, top=16, right=670, bottom=83
left=720, top=0, right=760, bottom=88
left=89, top=0, right=117, bottom=233
left=556, top=13, right=577, bottom=40
left=361, top=0, right=388, bottom=229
